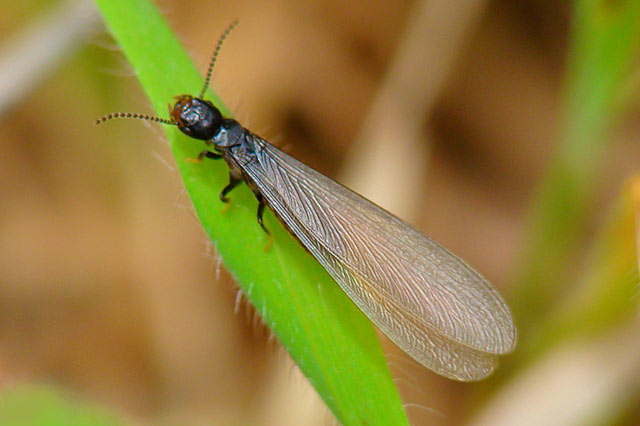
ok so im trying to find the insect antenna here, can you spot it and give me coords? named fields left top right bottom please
left=94, top=112, right=175, bottom=126
left=198, top=20, right=239, bottom=100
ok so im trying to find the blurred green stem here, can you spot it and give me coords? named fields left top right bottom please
left=521, top=176, right=640, bottom=364
left=511, top=0, right=640, bottom=334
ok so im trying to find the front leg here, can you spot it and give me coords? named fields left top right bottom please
left=185, top=149, right=222, bottom=163
left=198, top=150, right=223, bottom=161
left=220, top=172, right=242, bottom=203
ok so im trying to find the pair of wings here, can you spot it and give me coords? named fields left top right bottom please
left=238, top=135, right=516, bottom=381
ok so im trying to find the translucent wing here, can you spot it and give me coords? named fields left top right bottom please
left=238, top=135, right=516, bottom=381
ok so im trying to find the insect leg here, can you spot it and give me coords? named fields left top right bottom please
left=185, top=150, right=222, bottom=163
left=256, top=193, right=271, bottom=235
left=220, top=173, right=242, bottom=203
left=201, top=150, right=223, bottom=160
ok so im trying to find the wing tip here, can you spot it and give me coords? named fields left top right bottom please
left=434, top=356, right=499, bottom=382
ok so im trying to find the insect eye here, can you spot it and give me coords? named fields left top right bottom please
left=182, top=108, right=202, bottom=124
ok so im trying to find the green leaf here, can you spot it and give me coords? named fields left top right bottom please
left=93, top=1, right=408, bottom=424
left=0, top=384, right=126, bottom=426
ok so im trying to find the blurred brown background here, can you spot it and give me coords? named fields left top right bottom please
left=1, top=0, right=639, bottom=425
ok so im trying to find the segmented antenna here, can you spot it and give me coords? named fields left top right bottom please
left=94, top=112, right=174, bottom=126
left=199, top=20, right=239, bottom=100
